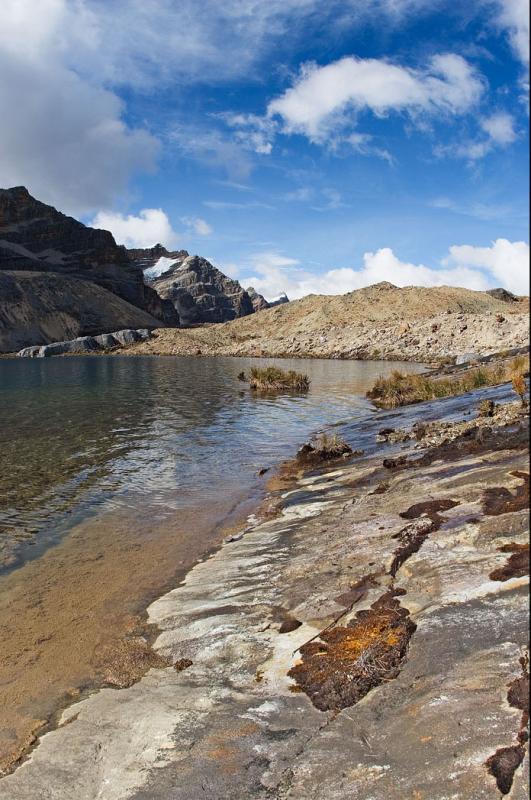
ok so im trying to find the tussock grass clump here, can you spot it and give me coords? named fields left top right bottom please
left=297, top=432, right=353, bottom=463
left=478, top=399, right=496, bottom=417
left=249, top=366, right=310, bottom=392
left=511, top=372, right=528, bottom=405
left=313, top=432, right=352, bottom=459
left=367, top=355, right=529, bottom=408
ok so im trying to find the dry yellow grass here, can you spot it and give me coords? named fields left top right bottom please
left=248, top=366, right=310, bottom=392
left=367, top=356, right=529, bottom=408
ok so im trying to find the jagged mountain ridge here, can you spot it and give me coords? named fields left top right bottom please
left=148, top=255, right=255, bottom=324
left=127, top=244, right=190, bottom=274
left=128, top=246, right=289, bottom=322
left=246, top=286, right=289, bottom=312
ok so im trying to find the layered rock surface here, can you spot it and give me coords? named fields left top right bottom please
left=0, top=187, right=178, bottom=350
left=127, top=244, right=189, bottom=273
left=0, top=378, right=527, bottom=799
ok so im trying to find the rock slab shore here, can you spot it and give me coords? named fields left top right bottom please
left=0, top=380, right=528, bottom=799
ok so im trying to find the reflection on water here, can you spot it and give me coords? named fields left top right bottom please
left=0, top=355, right=424, bottom=570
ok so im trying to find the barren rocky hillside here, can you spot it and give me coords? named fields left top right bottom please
left=125, top=282, right=530, bottom=362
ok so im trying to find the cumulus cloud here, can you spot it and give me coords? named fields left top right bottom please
left=91, top=209, right=180, bottom=249
left=267, top=54, right=484, bottom=144
left=239, top=240, right=529, bottom=299
left=446, top=238, right=529, bottom=294
left=0, top=0, right=159, bottom=214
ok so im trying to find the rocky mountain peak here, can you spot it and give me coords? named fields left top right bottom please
left=150, top=254, right=255, bottom=325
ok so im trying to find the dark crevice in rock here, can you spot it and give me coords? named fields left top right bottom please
left=389, top=518, right=436, bottom=577
left=482, top=471, right=529, bottom=516
left=486, top=745, right=526, bottom=794
left=485, top=652, right=529, bottom=794
left=334, top=573, right=380, bottom=607
left=388, top=498, right=459, bottom=577
left=399, top=498, right=460, bottom=521
left=490, top=542, right=530, bottom=581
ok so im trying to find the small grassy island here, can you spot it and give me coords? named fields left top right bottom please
left=244, top=366, right=310, bottom=393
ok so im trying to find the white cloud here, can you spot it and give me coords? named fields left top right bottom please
left=480, top=111, right=517, bottom=143
left=267, top=54, right=484, bottom=144
left=181, top=216, right=213, bottom=236
left=239, top=240, right=529, bottom=299
left=3, top=1, right=444, bottom=89
left=495, top=0, right=530, bottom=65
left=0, top=0, right=159, bottom=214
left=219, top=113, right=276, bottom=154
left=435, top=110, right=518, bottom=160
left=446, top=238, right=529, bottom=294
left=170, top=127, right=253, bottom=180
left=91, top=208, right=179, bottom=249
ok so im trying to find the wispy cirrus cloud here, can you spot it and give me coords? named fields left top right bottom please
left=434, top=110, right=518, bottom=160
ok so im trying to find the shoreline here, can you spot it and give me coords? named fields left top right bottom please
left=0, top=480, right=271, bottom=776
left=0, top=369, right=528, bottom=798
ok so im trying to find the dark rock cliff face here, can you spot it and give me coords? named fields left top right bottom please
left=247, top=286, right=290, bottom=311
left=246, top=286, right=270, bottom=312
left=486, top=288, right=519, bottom=303
left=150, top=255, right=255, bottom=325
left=0, top=187, right=146, bottom=307
left=0, top=271, right=162, bottom=352
left=0, top=187, right=179, bottom=349
left=128, top=244, right=189, bottom=272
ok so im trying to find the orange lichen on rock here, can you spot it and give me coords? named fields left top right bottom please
left=288, top=590, right=415, bottom=711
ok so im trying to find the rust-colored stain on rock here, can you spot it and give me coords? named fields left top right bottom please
left=288, top=590, right=415, bottom=712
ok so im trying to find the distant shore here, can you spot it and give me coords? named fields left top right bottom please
left=110, top=308, right=529, bottom=365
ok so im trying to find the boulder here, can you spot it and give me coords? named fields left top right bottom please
left=37, top=336, right=100, bottom=357
left=112, top=329, right=142, bottom=346
left=17, top=345, right=41, bottom=358
left=94, top=333, right=119, bottom=349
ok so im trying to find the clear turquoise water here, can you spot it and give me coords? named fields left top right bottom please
left=0, top=355, right=424, bottom=570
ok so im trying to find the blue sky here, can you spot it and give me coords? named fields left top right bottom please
left=1, top=0, right=529, bottom=296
